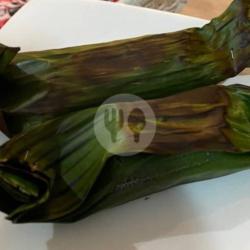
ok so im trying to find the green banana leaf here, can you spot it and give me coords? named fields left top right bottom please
left=1, top=0, right=250, bottom=121
left=0, top=43, right=19, bottom=73
left=1, top=148, right=250, bottom=223
left=80, top=151, right=250, bottom=222
left=1, top=0, right=250, bottom=224
left=0, top=84, right=250, bottom=223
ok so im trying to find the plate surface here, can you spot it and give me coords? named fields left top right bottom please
left=0, top=1, right=250, bottom=250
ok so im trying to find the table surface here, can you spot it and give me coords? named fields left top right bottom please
left=180, top=0, right=231, bottom=19
left=1, top=1, right=250, bottom=250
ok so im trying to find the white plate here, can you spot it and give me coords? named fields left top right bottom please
left=1, top=1, right=250, bottom=250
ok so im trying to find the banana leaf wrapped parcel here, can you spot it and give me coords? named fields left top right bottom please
left=0, top=84, right=250, bottom=222
left=1, top=0, right=250, bottom=224
left=1, top=0, right=250, bottom=122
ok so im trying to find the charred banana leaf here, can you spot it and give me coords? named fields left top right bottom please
left=0, top=84, right=250, bottom=222
left=1, top=0, right=250, bottom=118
